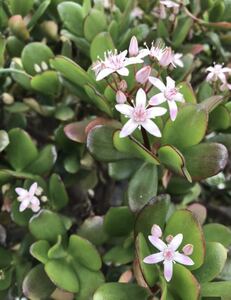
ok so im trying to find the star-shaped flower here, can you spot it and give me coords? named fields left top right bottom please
left=115, top=88, right=167, bottom=138
left=206, top=64, right=231, bottom=83
left=143, top=224, right=194, bottom=282
left=149, top=76, right=184, bottom=121
left=15, top=182, right=41, bottom=213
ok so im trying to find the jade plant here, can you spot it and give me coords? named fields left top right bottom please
left=0, top=0, right=231, bottom=300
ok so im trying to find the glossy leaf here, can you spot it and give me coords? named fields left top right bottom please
left=31, top=71, right=60, bottom=95
left=103, top=245, right=134, bottom=266
left=84, top=9, right=107, bottom=42
left=173, top=17, right=193, bottom=47
left=90, top=32, right=115, bottom=61
left=49, top=173, right=69, bottom=210
left=201, top=281, right=231, bottom=300
left=203, top=223, right=231, bottom=247
left=177, top=82, right=197, bottom=104
left=30, top=240, right=50, bottom=264
left=8, top=0, right=34, bottom=16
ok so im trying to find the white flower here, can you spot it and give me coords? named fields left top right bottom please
left=172, top=53, right=184, bottom=68
left=131, top=7, right=144, bottom=19
left=160, top=0, right=180, bottom=8
left=94, top=50, right=143, bottom=81
left=143, top=225, right=194, bottom=282
left=206, top=64, right=231, bottom=83
left=15, top=182, right=41, bottom=213
left=115, top=88, right=167, bottom=138
left=149, top=76, right=184, bottom=121
left=139, top=42, right=164, bottom=61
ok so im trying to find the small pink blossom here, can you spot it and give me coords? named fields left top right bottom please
left=172, top=53, right=184, bottom=68
left=135, top=66, right=151, bottom=84
left=139, top=42, right=164, bottom=61
left=159, top=47, right=174, bottom=67
left=151, top=224, right=162, bottom=238
left=143, top=225, right=194, bottom=282
left=115, top=88, right=167, bottom=138
left=183, top=244, right=194, bottom=256
left=116, top=90, right=127, bottom=104
left=118, top=80, right=128, bottom=92
left=160, top=0, right=180, bottom=8
left=129, top=36, right=139, bottom=57
left=15, top=182, right=41, bottom=213
left=206, top=64, right=231, bottom=83
left=149, top=76, right=184, bottom=121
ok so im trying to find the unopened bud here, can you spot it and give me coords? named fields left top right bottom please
left=40, top=21, right=58, bottom=41
left=159, top=47, right=173, bottom=67
left=183, top=244, right=194, bottom=256
left=166, top=234, right=174, bottom=243
left=116, top=90, right=127, bottom=104
left=41, top=195, right=48, bottom=202
left=118, top=80, right=128, bottom=92
left=2, top=93, right=14, bottom=105
left=135, top=66, right=151, bottom=84
left=151, top=224, right=162, bottom=238
left=8, top=15, right=30, bottom=41
left=129, top=36, right=139, bottom=57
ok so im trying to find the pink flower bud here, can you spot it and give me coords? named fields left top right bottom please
left=116, top=90, right=127, bottom=104
left=159, top=47, right=173, bottom=67
left=118, top=80, right=128, bottom=92
left=129, top=36, right=139, bottom=57
left=183, top=244, right=194, bottom=256
left=8, top=15, right=30, bottom=41
left=151, top=224, right=162, bottom=238
left=166, top=234, right=174, bottom=243
left=135, top=66, right=151, bottom=84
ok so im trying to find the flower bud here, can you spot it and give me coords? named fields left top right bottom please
left=2, top=93, right=14, bottom=105
left=135, top=66, right=151, bottom=84
left=166, top=234, right=174, bottom=243
left=8, top=15, right=30, bottom=41
left=40, top=21, right=58, bottom=41
left=118, top=80, right=128, bottom=92
left=183, top=244, right=194, bottom=256
left=129, top=36, right=139, bottom=57
left=159, top=47, right=173, bottom=67
left=116, top=90, right=127, bottom=104
left=151, top=224, right=162, bottom=238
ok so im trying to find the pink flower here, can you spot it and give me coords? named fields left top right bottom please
left=115, top=88, right=167, bottom=138
left=159, top=47, right=174, bottom=67
left=206, top=64, right=231, bottom=83
left=183, top=244, right=194, bottom=256
left=15, top=182, right=41, bottom=213
left=139, top=41, right=164, bottom=61
left=160, top=0, right=180, bottom=8
left=143, top=225, right=194, bottom=282
left=135, top=66, right=151, bottom=84
left=129, top=36, right=139, bottom=57
left=94, top=50, right=143, bottom=81
left=151, top=224, right=162, bottom=238
left=149, top=76, right=184, bottom=121
left=116, top=90, right=127, bottom=104
left=172, top=53, right=184, bottom=68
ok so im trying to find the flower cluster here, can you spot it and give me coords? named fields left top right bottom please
left=206, top=63, right=231, bottom=91
left=143, top=224, right=194, bottom=282
left=92, top=36, right=185, bottom=138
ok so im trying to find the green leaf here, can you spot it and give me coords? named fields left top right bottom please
left=45, top=259, right=79, bottom=293
left=0, top=35, right=6, bottom=67
left=50, top=55, right=95, bottom=87
left=21, top=42, right=54, bottom=76
left=55, top=106, right=74, bottom=121
left=193, top=242, right=227, bottom=283
left=25, top=145, right=57, bottom=175
left=199, top=95, right=224, bottom=113
left=0, top=247, right=12, bottom=268
left=135, top=197, right=171, bottom=238
left=8, top=0, right=34, bottom=16
left=30, top=240, right=50, bottom=264
left=6, top=128, right=38, bottom=171
left=201, top=281, right=231, bottom=300
left=172, top=17, right=193, bottom=47
left=68, top=235, right=102, bottom=271
left=84, top=9, right=107, bottom=42
left=208, top=105, right=231, bottom=130
left=22, top=264, right=55, bottom=299
left=10, top=60, right=32, bottom=90
left=168, top=264, right=200, bottom=300
left=113, top=131, right=160, bottom=165
left=183, top=143, right=228, bottom=180
left=203, top=223, right=231, bottom=247
left=49, top=174, right=69, bottom=210
left=103, top=245, right=134, bottom=266
left=0, top=268, right=13, bottom=291
left=104, top=206, right=134, bottom=236
left=177, top=82, right=197, bottom=104
left=31, top=70, right=60, bottom=95
left=93, top=283, right=150, bottom=300
left=27, top=0, right=51, bottom=31
left=108, top=159, right=142, bottom=180
left=90, top=32, right=115, bottom=61
left=0, top=130, right=9, bottom=152
left=11, top=200, right=33, bottom=226
left=58, top=2, right=84, bottom=36
left=135, top=233, right=158, bottom=287
left=165, top=210, right=205, bottom=270
left=87, top=126, right=130, bottom=162
left=48, top=235, right=66, bottom=259
left=29, top=210, right=66, bottom=243
left=128, top=162, right=158, bottom=212
left=158, top=145, right=192, bottom=182
left=171, top=54, right=194, bottom=82
left=161, top=105, right=208, bottom=150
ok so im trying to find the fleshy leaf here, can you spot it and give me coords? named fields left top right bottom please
left=203, top=223, right=231, bottom=247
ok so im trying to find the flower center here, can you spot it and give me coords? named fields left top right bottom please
left=132, top=105, right=147, bottom=123
left=163, top=247, right=175, bottom=261
left=165, top=88, right=177, bottom=101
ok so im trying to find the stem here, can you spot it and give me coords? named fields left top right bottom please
left=105, top=78, right=117, bottom=92
left=141, top=127, right=151, bottom=150
left=0, top=68, right=30, bottom=76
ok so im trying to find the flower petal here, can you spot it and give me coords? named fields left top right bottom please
left=15, top=188, right=28, bottom=197
left=149, top=93, right=166, bottom=105
left=146, top=107, right=167, bottom=118
left=149, top=77, right=166, bottom=92
left=31, top=196, right=40, bottom=206
left=143, top=252, right=164, bottom=264
left=117, top=67, right=129, bottom=76
left=148, top=236, right=167, bottom=251
left=164, top=260, right=173, bottom=282
left=135, top=88, right=147, bottom=107
left=206, top=73, right=214, bottom=82
left=120, top=119, right=138, bottom=138
left=142, top=119, right=162, bottom=137
left=31, top=203, right=40, bottom=213
left=115, top=104, right=133, bottom=117
left=166, top=76, right=175, bottom=89
left=169, top=233, right=183, bottom=251
left=19, top=199, right=30, bottom=212
left=168, top=100, right=178, bottom=121
left=173, top=92, right=184, bottom=102
left=29, top=182, right=37, bottom=196
left=174, top=252, right=194, bottom=266
left=124, top=57, right=143, bottom=66
left=96, top=68, right=114, bottom=81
